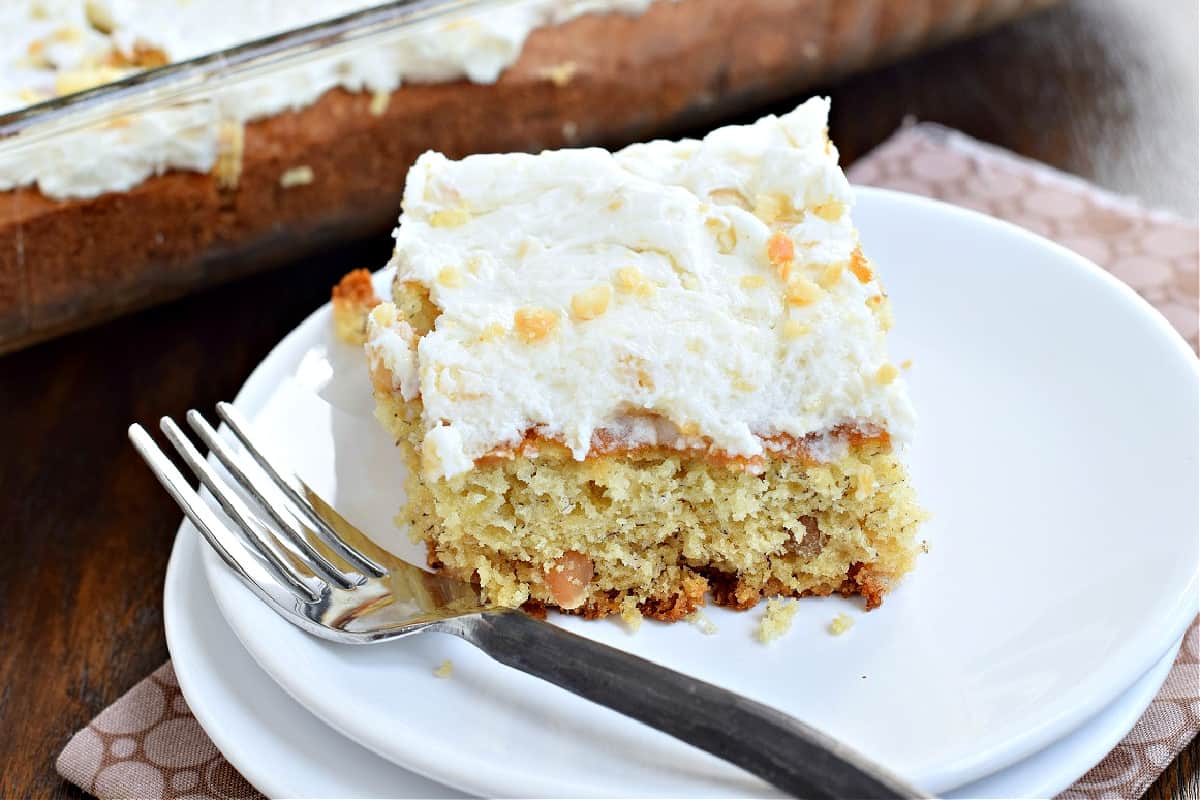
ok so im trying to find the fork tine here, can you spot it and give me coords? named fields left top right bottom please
left=185, top=409, right=360, bottom=590
left=215, top=402, right=386, bottom=578
left=159, top=416, right=321, bottom=602
left=128, top=423, right=317, bottom=603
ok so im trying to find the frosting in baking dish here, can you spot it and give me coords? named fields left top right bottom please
left=367, top=98, right=916, bottom=479
left=0, top=0, right=658, bottom=198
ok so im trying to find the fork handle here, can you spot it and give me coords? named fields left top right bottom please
left=450, top=610, right=924, bottom=800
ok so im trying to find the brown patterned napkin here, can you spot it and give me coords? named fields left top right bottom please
left=57, top=124, right=1199, bottom=800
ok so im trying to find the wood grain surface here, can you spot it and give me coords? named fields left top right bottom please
left=0, top=1, right=1195, bottom=797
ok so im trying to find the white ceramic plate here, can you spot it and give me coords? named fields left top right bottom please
left=165, top=525, right=1185, bottom=799
left=197, top=188, right=1199, bottom=797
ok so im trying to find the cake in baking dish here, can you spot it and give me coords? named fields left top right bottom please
left=344, top=97, right=925, bottom=621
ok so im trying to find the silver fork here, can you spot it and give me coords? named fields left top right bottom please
left=129, top=402, right=925, bottom=800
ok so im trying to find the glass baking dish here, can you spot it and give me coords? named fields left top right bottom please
left=0, top=0, right=1058, bottom=354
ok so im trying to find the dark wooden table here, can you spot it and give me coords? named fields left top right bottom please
left=1, top=1, right=1196, bottom=797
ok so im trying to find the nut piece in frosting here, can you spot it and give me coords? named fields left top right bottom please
left=784, top=276, right=823, bottom=306
left=767, top=231, right=795, bottom=266
left=514, top=306, right=559, bottom=342
left=570, top=284, right=612, bottom=321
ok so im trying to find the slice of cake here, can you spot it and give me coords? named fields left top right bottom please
left=357, top=97, right=924, bottom=621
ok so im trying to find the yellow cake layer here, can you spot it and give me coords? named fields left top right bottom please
left=370, top=383, right=925, bottom=620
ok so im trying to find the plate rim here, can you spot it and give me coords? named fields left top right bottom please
left=200, top=186, right=1200, bottom=796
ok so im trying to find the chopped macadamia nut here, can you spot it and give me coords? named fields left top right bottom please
left=430, top=207, right=470, bottom=228
left=829, top=613, right=854, bottom=635
left=545, top=551, right=594, bottom=610
left=785, top=277, right=823, bottom=306
left=615, top=266, right=643, bottom=292
left=368, top=90, right=390, bottom=116
left=478, top=322, right=506, bottom=342
left=706, top=217, right=738, bottom=254
left=279, top=165, right=314, bottom=188
left=753, top=193, right=783, bottom=224
left=571, top=284, right=612, bottom=320
left=54, top=65, right=124, bottom=96
left=875, top=363, right=899, bottom=385
left=849, top=249, right=873, bottom=283
left=818, top=261, right=845, bottom=289
left=707, top=188, right=750, bottom=209
left=782, top=319, right=810, bottom=339
left=514, top=307, right=559, bottom=342
left=437, top=266, right=463, bottom=288
left=767, top=231, right=795, bottom=266
left=613, top=266, right=656, bottom=298
left=812, top=200, right=845, bottom=221
left=539, top=60, right=578, bottom=87
left=214, top=120, right=245, bottom=190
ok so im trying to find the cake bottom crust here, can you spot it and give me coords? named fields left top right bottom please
left=375, top=391, right=926, bottom=624
left=519, top=561, right=892, bottom=623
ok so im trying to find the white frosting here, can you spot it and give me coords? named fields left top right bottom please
left=366, top=98, right=916, bottom=480
left=0, top=0, right=657, bottom=199
left=0, top=0, right=114, bottom=113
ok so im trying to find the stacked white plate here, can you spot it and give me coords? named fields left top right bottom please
left=164, top=189, right=1199, bottom=798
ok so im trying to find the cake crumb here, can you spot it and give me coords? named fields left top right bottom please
left=619, top=595, right=643, bottom=632
left=829, top=613, right=854, bottom=636
left=279, top=165, right=314, bottom=188
left=854, top=464, right=875, bottom=501
left=331, top=269, right=380, bottom=344
left=433, top=659, right=453, bottom=678
left=755, top=598, right=797, bottom=643
left=685, top=610, right=718, bottom=635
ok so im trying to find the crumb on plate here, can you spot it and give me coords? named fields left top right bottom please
left=619, top=594, right=643, bottom=633
left=685, top=610, right=718, bottom=635
left=755, top=598, right=798, bottom=644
